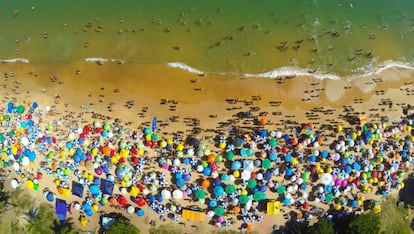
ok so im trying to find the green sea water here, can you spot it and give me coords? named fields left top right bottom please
left=1, top=0, right=414, bottom=77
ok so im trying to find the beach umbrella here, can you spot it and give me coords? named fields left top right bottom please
left=136, top=197, right=146, bottom=207
left=117, top=195, right=128, bottom=206
left=225, top=184, right=236, bottom=194
left=241, top=170, right=251, bottom=180
left=195, top=189, right=206, bottom=200
left=253, top=191, right=266, bottom=201
left=226, top=151, right=235, bottom=160
left=10, top=179, right=19, bottom=189
left=209, top=199, right=218, bottom=207
left=262, top=159, right=271, bottom=169
left=46, top=192, right=54, bottom=202
left=136, top=209, right=145, bottom=217
left=221, top=174, right=229, bottom=182
left=161, top=189, right=171, bottom=199
left=231, top=161, right=242, bottom=170
left=268, top=138, right=277, bottom=147
left=214, top=206, right=225, bottom=216
left=276, top=186, right=286, bottom=195
left=326, top=193, right=334, bottom=203
left=247, top=179, right=257, bottom=189
left=321, top=173, right=333, bottom=185
left=239, top=195, right=249, bottom=205
left=73, top=202, right=81, bottom=210
left=301, top=172, right=310, bottom=182
left=213, top=186, right=224, bottom=197
left=127, top=205, right=135, bottom=214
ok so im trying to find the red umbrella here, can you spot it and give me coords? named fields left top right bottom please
left=136, top=197, right=146, bottom=207
left=302, top=202, right=309, bottom=209
left=117, top=195, right=128, bottom=206
left=131, top=156, right=139, bottom=165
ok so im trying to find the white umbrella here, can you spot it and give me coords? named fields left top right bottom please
left=241, top=170, right=251, bottom=181
left=228, top=175, right=235, bottom=181
left=172, top=190, right=183, bottom=199
left=187, top=148, right=194, bottom=156
left=196, top=165, right=204, bottom=172
left=256, top=173, right=263, bottom=181
left=10, top=179, right=19, bottom=189
left=73, top=202, right=81, bottom=210
left=173, top=158, right=180, bottom=166
left=21, top=156, right=30, bottom=167
left=207, top=210, right=215, bottom=217
left=161, top=189, right=171, bottom=199
left=126, top=205, right=135, bottom=214
left=270, top=131, right=277, bottom=137
left=13, top=162, right=20, bottom=171
left=120, top=187, right=127, bottom=194
left=321, top=173, right=333, bottom=185
left=21, top=136, right=29, bottom=147
left=276, top=131, right=282, bottom=138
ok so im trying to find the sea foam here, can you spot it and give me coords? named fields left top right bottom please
left=0, top=58, right=30, bottom=63
left=166, top=62, right=205, bottom=75
left=165, top=61, right=414, bottom=81
left=84, top=57, right=124, bottom=63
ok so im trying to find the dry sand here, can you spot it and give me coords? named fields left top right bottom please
left=0, top=61, right=413, bottom=234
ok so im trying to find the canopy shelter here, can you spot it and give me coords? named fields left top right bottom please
left=267, top=201, right=281, bottom=215
left=55, top=199, right=67, bottom=222
left=71, top=181, right=84, bottom=198
left=100, top=179, right=114, bottom=196
left=100, top=215, right=116, bottom=229
left=182, top=209, right=206, bottom=221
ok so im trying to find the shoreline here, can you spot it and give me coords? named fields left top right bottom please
left=0, top=61, right=413, bottom=233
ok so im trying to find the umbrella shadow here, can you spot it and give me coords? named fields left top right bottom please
left=399, top=175, right=414, bottom=205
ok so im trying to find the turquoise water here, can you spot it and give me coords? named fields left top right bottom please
left=1, top=0, right=414, bottom=77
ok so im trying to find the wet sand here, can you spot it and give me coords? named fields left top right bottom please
left=0, top=61, right=413, bottom=233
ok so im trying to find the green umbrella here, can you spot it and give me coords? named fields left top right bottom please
left=262, top=159, right=271, bottom=169
left=225, top=184, right=236, bottom=194
left=214, top=206, right=225, bottom=216
left=276, top=186, right=286, bottom=195
left=247, top=179, right=257, bottom=189
left=253, top=191, right=266, bottom=201
left=215, top=155, right=223, bottom=163
left=239, top=195, right=249, bottom=205
left=16, top=105, right=25, bottom=114
left=226, top=151, right=234, bottom=161
left=326, top=193, right=334, bottom=203
left=195, top=189, right=206, bottom=199
left=301, top=172, right=310, bottom=182
left=268, top=138, right=277, bottom=147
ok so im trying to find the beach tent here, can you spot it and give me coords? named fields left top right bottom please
left=100, top=216, right=116, bottom=229
left=55, top=199, right=67, bottom=222
left=100, top=179, right=114, bottom=195
left=71, top=181, right=84, bottom=198
left=182, top=209, right=206, bottom=221
left=243, top=160, right=254, bottom=171
left=267, top=201, right=281, bottom=215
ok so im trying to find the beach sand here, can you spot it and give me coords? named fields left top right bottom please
left=0, top=61, right=413, bottom=234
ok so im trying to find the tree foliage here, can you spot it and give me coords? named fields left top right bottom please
left=105, top=218, right=140, bottom=234
left=348, top=212, right=380, bottom=234
left=312, top=218, right=335, bottom=234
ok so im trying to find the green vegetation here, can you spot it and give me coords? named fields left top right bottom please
left=379, top=198, right=411, bottom=234
left=348, top=212, right=381, bottom=234
left=149, top=224, right=181, bottom=234
left=105, top=218, right=140, bottom=234
left=311, top=218, right=335, bottom=234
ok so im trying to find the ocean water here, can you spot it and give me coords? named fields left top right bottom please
left=1, top=0, right=414, bottom=79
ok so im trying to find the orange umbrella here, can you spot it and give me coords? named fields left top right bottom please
left=57, top=186, right=63, bottom=194
left=207, top=154, right=216, bottom=163
left=232, top=206, right=241, bottom=214
left=259, top=117, right=267, bottom=125
left=201, top=179, right=210, bottom=189
left=246, top=224, right=254, bottom=231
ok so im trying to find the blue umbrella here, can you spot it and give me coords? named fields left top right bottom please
left=259, top=185, right=267, bottom=192
left=259, top=129, right=268, bottom=137
left=183, top=158, right=190, bottom=165
left=175, top=173, right=182, bottom=180
left=183, top=174, right=191, bottom=182
left=213, top=186, right=224, bottom=197
left=285, top=168, right=293, bottom=177
left=269, top=152, right=277, bottom=161
left=46, top=192, right=54, bottom=202
left=89, top=185, right=100, bottom=195
left=231, top=161, right=242, bottom=170
left=203, top=167, right=211, bottom=176
left=209, top=199, right=218, bottom=207
left=309, top=155, right=316, bottom=163
left=152, top=117, right=157, bottom=132
left=285, top=154, right=292, bottom=163
left=136, top=209, right=145, bottom=217
left=176, top=179, right=186, bottom=188
left=156, top=195, right=163, bottom=202
left=283, top=198, right=291, bottom=206
left=147, top=195, right=155, bottom=203
left=263, top=171, right=272, bottom=181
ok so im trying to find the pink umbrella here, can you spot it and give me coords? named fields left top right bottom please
left=217, top=216, right=225, bottom=223
left=162, top=163, right=169, bottom=170
left=210, top=163, right=218, bottom=171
